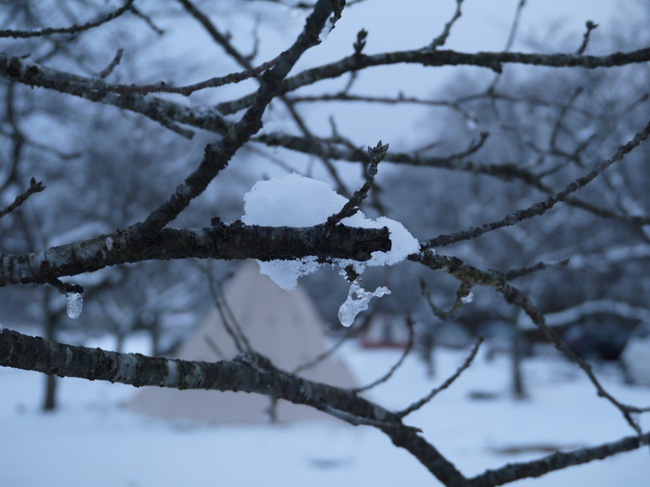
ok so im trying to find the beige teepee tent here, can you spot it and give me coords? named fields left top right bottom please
left=127, top=261, right=357, bottom=423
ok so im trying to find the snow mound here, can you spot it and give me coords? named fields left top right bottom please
left=242, top=173, right=419, bottom=325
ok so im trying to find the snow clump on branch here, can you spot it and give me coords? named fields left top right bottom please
left=242, top=173, right=419, bottom=326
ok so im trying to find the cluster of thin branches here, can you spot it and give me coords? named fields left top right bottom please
left=0, top=1, right=649, bottom=486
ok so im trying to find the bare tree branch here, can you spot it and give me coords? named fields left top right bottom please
left=576, top=20, right=599, bottom=55
left=0, top=177, right=45, bottom=219
left=352, top=317, right=415, bottom=393
left=414, top=251, right=648, bottom=434
left=422, top=119, right=650, bottom=249
left=215, top=46, right=650, bottom=115
left=133, top=0, right=346, bottom=240
left=0, top=223, right=390, bottom=287
left=430, top=0, right=464, bottom=50
left=327, top=140, right=388, bottom=225
left=0, top=0, right=134, bottom=38
left=468, top=432, right=650, bottom=487
left=397, top=337, right=483, bottom=419
left=0, top=327, right=465, bottom=487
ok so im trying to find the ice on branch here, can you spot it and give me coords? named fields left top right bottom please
left=65, top=292, right=83, bottom=319
left=339, top=280, right=390, bottom=327
left=242, top=173, right=419, bottom=325
left=461, top=291, right=474, bottom=304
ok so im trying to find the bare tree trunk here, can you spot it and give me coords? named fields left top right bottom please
left=511, top=310, right=526, bottom=400
left=115, top=332, right=125, bottom=354
left=42, top=289, right=58, bottom=412
left=150, top=322, right=160, bottom=357
left=424, top=328, right=436, bottom=378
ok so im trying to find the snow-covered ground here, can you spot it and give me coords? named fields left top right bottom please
left=1, top=340, right=648, bottom=487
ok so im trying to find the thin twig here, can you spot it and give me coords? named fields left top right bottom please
left=422, top=118, right=650, bottom=249
left=414, top=250, right=648, bottom=434
left=206, top=269, right=250, bottom=354
left=352, top=317, right=414, bottom=394
left=503, top=0, right=527, bottom=53
left=0, top=178, right=46, bottom=219
left=129, top=5, right=165, bottom=35
left=327, top=141, right=388, bottom=225
left=576, top=20, right=599, bottom=55
left=0, top=0, right=134, bottom=38
left=292, top=325, right=355, bottom=375
left=87, top=54, right=283, bottom=96
left=496, top=258, right=570, bottom=280
left=430, top=0, right=463, bottom=49
left=322, top=404, right=422, bottom=433
left=498, top=283, right=645, bottom=434
left=421, top=278, right=473, bottom=320
left=97, top=48, right=124, bottom=79
left=396, top=337, right=483, bottom=419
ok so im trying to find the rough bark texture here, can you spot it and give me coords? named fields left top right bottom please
left=0, top=223, right=390, bottom=287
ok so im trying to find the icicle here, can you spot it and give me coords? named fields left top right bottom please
left=461, top=291, right=474, bottom=304
left=338, top=279, right=390, bottom=327
left=65, top=292, right=83, bottom=319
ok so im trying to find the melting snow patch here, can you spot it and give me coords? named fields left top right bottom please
left=338, top=279, right=391, bottom=327
left=242, top=173, right=419, bottom=325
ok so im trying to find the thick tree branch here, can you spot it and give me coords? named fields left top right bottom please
left=0, top=328, right=390, bottom=420
left=1, top=318, right=646, bottom=487
left=0, top=327, right=466, bottom=487
left=5, top=50, right=648, bottom=223
left=178, top=0, right=352, bottom=196
left=0, top=53, right=228, bottom=138
left=0, top=223, right=391, bottom=287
